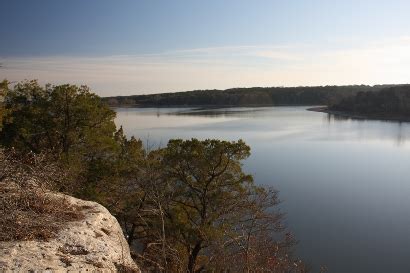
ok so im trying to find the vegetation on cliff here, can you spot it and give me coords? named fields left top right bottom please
left=0, top=149, right=83, bottom=241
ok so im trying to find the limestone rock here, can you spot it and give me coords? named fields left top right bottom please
left=0, top=194, right=140, bottom=272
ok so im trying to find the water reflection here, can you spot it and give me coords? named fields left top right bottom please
left=324, top=113, right=410, bottom=146
left=115, top=106, right=410, bottom=146
left=171, top=107, right=268, bottom=118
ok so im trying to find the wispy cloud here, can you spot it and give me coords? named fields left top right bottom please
left=2, top=38, right=410, bottom=96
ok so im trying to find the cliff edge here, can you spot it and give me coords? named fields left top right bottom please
left=0, top=193, right=140, bottom=272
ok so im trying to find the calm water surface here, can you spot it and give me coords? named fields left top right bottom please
left=115, top=106, right=410, bottom=273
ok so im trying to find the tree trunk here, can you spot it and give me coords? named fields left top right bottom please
left=187, top=242, right=202, bottom=273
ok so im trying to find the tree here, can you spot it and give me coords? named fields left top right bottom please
left=105, top=138, right=253, bottom=272
left=1, top=80, right=117, bottom=156
left=160, top=138, right=253, bottom=272
left=0, top=80, right=120, bottom=198
left=0, top=80, right=8, bottom=131
left=329, top=85, right=410, bottom=118
left=210, top=186, right=309, bottom=273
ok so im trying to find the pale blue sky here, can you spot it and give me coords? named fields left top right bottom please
left=2, top=0, right=410, bottom=96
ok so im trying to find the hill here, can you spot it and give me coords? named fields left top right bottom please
left=104, top=85, right=399, bottom=107
left=322, top=85, right=410, bottom=121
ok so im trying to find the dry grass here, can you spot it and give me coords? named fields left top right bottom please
left=114, top=263, right=140, bottom=273
left=0, top=149, right=83, bottom=241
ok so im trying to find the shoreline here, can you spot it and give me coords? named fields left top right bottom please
left=307, top=106, right=410, bottom=123
left=110, top=103, right=319, bottom=109
left=112, top=104, right=410, bottom=123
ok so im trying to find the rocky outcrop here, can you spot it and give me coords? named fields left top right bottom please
left=0, top=194, right=140, bottom=272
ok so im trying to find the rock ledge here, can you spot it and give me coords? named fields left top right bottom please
left=0, top=194, right=140, bottom=272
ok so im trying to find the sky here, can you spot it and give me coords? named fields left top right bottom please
left=1, top=0, right=410, bottom=96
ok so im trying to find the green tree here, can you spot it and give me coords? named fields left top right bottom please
left=0, top=80, right=120, bottom=198
left=1, top=80, right=117, bottom=156
left=161, top=138, right=253, bottom=272
left=95, top=126, right=145, bottom=220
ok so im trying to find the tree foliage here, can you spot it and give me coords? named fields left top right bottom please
left=330, top=85, right=410, bottom=118
left=162, top=139, right=253, bottom=272
left=0, top=80, right=125, bottom=195
left=1, top=80, right=117, bottom=155
left=107, top=138, right=308, bottom=272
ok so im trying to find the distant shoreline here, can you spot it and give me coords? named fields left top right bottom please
left=112, top=104, right=410, bottom=123
left=307, top=106, right=410, bottom=123
left=111, top=103, right=318, bottom=109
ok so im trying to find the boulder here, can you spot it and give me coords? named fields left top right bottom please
left=0, top=194, right=140, bottom=272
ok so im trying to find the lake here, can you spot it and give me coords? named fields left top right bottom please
left=115, top=106, right=410, bottom=273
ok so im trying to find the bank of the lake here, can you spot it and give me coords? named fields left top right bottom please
left=308, top=106, right=410, bottom=122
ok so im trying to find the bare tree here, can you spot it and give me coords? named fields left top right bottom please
left=209, top=186, right=310, bottom=273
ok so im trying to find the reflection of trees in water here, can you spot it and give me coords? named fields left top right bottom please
left=324, top=113, right=410, bottom=146
left=169, top=108, right=265, bottom=119
left=325, top=113, right=357, bottom=122
left=396, top=122, right=404, bottom=146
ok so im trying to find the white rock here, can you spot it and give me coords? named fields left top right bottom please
left=0, top=194, right=140, bottom=272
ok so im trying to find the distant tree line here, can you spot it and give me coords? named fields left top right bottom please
left=0, top=80, right=312, bottom=273
left=104, top=85, right=397, bottom=107
left=329, top=85, right=410, bottom=118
